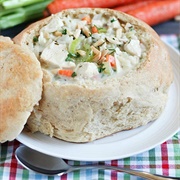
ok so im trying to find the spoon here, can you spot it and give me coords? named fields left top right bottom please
left=15, top=146, right=178, bottom=180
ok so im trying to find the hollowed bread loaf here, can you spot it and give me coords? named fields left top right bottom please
left=13, top=8, right=173, bottom=142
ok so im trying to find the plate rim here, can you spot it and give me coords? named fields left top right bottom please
left=16, top=41, right=180, bottom=161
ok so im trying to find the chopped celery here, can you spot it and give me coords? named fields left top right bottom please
left=67, top=42, right=94, bottom=63
left=102, top=61, right=113, bottom=75
left=80, top=44, right=93, bottom=62
left=94, top=25, right=107, bottom=33
left=69, top=38, right=82, bottom=54
left=80, top=50, right=93, bottom=62
left=98, top=27, right=107, bottom=33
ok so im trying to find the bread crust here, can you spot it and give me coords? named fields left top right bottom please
left=0, top=36, right=43, bottom=143
left=13, top=8, right=173, bottom=142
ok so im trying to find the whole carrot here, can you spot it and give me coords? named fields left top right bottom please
left=113, top=0, right=154, bottom=13
left=46, top=0, right=143, bottom=15
left=124, top=0, right=180, bottom=26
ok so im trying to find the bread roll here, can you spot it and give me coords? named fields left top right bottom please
left=13, top=8, right=173, bottom=142
left=0, top=36, right=43, bottom=143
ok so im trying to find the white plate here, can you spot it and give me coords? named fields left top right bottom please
left=17, top=42, right=180, bottom=161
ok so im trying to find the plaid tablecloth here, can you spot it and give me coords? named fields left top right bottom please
left=0, top=35, right=180, bottom=180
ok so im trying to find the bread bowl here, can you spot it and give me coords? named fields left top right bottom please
left=0, top=36, right=43, bottom=143
left=13, top=8, right=173, bottom=142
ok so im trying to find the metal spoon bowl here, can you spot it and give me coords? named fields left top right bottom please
left=15, top=146, right=178, bottom=179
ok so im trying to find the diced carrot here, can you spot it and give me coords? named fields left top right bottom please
left=106, top=54, right=116, bottom=67
left=82, top=16, right=91, bottom=24
left=91, top=26, right=98, bottom=33
left=58, top=69, right=73, bottom=77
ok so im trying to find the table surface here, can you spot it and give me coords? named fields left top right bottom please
left=0, top=18, right=180, bottom=180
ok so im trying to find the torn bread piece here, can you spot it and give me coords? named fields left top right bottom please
left=0, top=36, right=43, bottom=143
